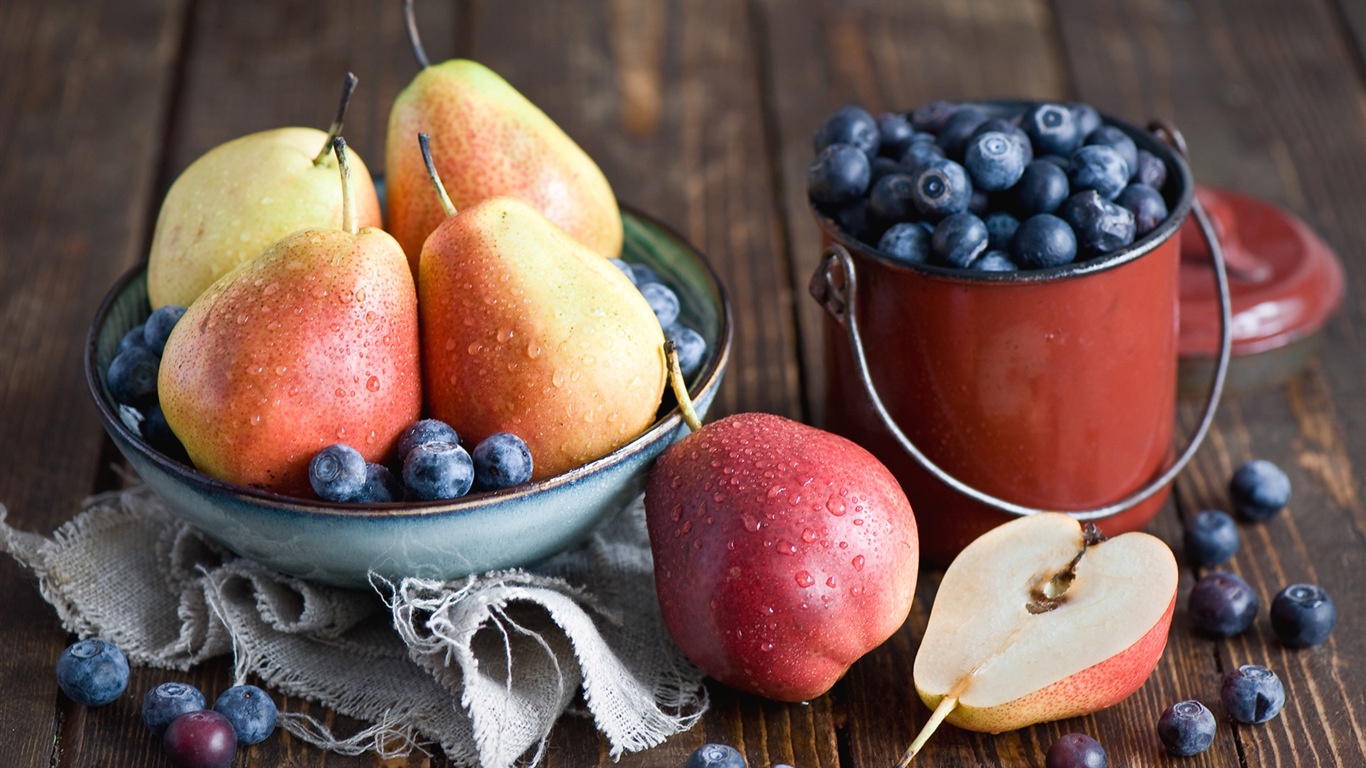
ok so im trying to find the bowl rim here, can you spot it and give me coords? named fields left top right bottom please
left=85, top=203, right=733, bottom=520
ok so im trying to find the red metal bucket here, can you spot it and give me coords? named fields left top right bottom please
left=809, top=111, right=1230, bottom=566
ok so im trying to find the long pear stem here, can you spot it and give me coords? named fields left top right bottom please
left=314, top=72, right=359, bottom=166
left=897, top=695, right=959, bottom=766
left=403, top=0, right=431, bottom=69
left=665, top=341, right=703, bottom=432
left=333, top=137, right=357, bottom=235
left=418, top=133, right=457, bottom=218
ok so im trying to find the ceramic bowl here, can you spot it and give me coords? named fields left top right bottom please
left=86, top=207, right=731, bottom=587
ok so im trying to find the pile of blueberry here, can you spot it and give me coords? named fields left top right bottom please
left=610, top=257, right=708, bottom=377
left=807, top=100, right=1172, bottom=271
left=56, top=638, right=277, bottom=768
left=106, top=304, right=191, bottom=462
left=309, top=419, right=534, bottom=503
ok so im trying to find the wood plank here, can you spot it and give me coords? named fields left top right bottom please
left=0, top=1, right=188, bottom=766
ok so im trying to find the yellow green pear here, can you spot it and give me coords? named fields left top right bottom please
left=386, top=9, right=621, bottom=271
left=148, top=74, right=382, bottom=309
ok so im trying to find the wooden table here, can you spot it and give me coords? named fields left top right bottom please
left=3, top=0, right=1363, bottom=765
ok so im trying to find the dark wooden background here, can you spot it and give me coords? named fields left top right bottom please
left=2, top=0, right=1363, bottom=765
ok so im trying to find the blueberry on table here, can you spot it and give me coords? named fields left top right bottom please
left=808, top=143, right=872, bottom=206
left=162, top=709, right=237, bottom=768
left=1188, top=571, right=1259, bottom=637
left=1114, top=183, right=1169, bottom=237
left=355, top=462, right=403, bottom=503
left=1015, top=159, right=1071, bottom=215
left=1059, top=189, right=1136, bottom=255
left=812, top=104, right=880, bottom=158
left=964, top=131, right=1028, bottom=191
left=393, top=419, right=460, bottom=465
left=983, top=211, right=1020, bottom=251
left=910, top=158, right=972, bottom=218
left=868, top=173, right=919, bottom=223
left=1044, top=732, right=1107, bottom=768
left=876, top=111, right=916, bottom=158
left=143, top=304, right=187, bottom=355
left=1082, top=125, right=1138, bottom=179
left=639, top=281, right=681, bottom=328
left=1133, top=148, right=1169, bottom=190
left=403, top=441, right=475, bottom=500
left=1270, top=583, right=1336, bottom=648
left=909, top=99, right=957, bottom=132
left=1229, top=459, right=1291, bottom=522
left=309, top=444, right=368, bottom=502
left=107, top=345, right=160, bottom=407
left=934, top=104, right=989, bottom=158
left=1157, top=700, right=1217, bottom=756
left=877, top=221, right=932, bottom=265
left=215, top=684, right=278, bottom=745
left=143, top=682, right=207, bottom=736
left=683, top=742, right=747, bottom=768
left=1023, top=102, right=1082, bottom=157
left=472, top=432, right=534, bottom=491
left=56, top=638, right=129, bottom=707
left=931, top=212, right=989, bottom=268
left=1013, top=213, right=1078, bottom=269
left=1183, top=509, right=1240, bottom=567
left=664, top=324, right=708, bottom=377
left=971, top=249, right=1018, bottom=272
left=1221, top=664, right=1285, bottom=724
left=1069, top=144, right=1130, bottom=201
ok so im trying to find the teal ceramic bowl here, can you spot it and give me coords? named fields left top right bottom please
left=86, top=207, right=731, bottom=587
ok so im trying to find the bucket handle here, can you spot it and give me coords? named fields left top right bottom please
left=809, top=130, right=1232, bottom=521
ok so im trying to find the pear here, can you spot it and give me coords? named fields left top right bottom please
left=385, top=1, right=621, bottom=271
left=900, top=512, right=1178, bottom=764
left=158, top=138, right=420, bottom=496
left=148, top=73, right=382, bottom=309
left=414, top=135, right=663, bottom=480
left=645, top=346, right=919, bottom=702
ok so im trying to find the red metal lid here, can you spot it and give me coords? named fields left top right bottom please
left=1179, top=185, right=1344, bottom=358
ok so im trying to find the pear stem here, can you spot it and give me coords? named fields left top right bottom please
left=333, top=137, right=357, bottom=236
left=897, top=695, right=959, bottom=766
left=403, top=0, right=431, bottom=69
left=313, top=72, right=359, bottom=166
left=418, top=133, right=457, bottom=218
left=665, top=340, right=703, bottom=432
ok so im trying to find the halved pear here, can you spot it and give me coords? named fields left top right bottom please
left=901, top=512, right=1177, bottom=764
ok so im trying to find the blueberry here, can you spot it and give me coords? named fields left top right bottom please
left=1069, top=145, right=1130, bottom=200
left=935, top=105, right=989, bottom=158
left=1023, top=103, right=1082, bottom=157
left=910, top=158, right=972, bottom=219
left=630, top=262, right=661, bottom=286
left=355, top=462, right=403, bottom=503
left=309, top=444, right=368, bottom=502
left=1270, top=583, right=1336, bottom=648
left=869, top=155, right=903, bottom=184
left=472, top=432, right=534, bottom=490
left=964, top=131, right=1028, bottom=191
left=141, top=403, right=190, bottom=462
left=640, top=281, right=681, bottom=328
left=1015, top=160, right=1071, bottom=215
left=1133, top=149, right=1168, bottom=189
left=56, top=638, right=129, bottom=707
left=931, top=212, right=988, bottom=268
left=813, top=105, right=880, bottom=158
left=1157, top=700, right=1216, bottom=756
left=968, top=189, right=991, bottom=218
left=1044, top=732, right=1107, bottom=768
left=876, top=112, right=917, bottom=158
left=393, top=419, right=460, bottom=466
left=162, top=709, right=237, bottom=768
left=118, top=323, right=150, bottom=355
left=143, top=682, right=207, bottom=737
left=808, top=143, right=872, bottom=206
left=1114, top=183, right=1169, bottom=237
left=1221, top=664, right=1285, bottom=724
left=107, top=345, right=160, bottom=407
left=1083, top=125, right=1138, bottom=180
left=970, top=117, right=1033, bottom=164
left=909, top=99, right=957, bottom=132
left=1188, top=571, right=1259, bottom=637
left=144, top=304, right=187, bottom=355
left=683, top=742, right=747, bottom=768
left=868, top=173, right=919, bottom=223
left=610, top=258, right=636, bottom=285
left=971, top=250, right=1018, bottom=272
left=1036, top=154, right=1072, bottom=171
left=983, top=211, right=1020, bottom=251
left=1059, top=190, right=1135, bottom=255
left=665, top=324, right=709, bottom=377
left=214, top=684, right=277, bottom=745
left=403, top=441, right=474, bottom=500
left=1183, top=509, right=1240, bottom=567
left=877, top=222, right=932, bottom=265
left=1013, top=213, right=1078, bottom=269
left=1229, top=459, right=1291, bottom=522
left=829, top=199, right=883, bottom=246
left=900, top=139, right=946, bottom=172
left=1068, top=102, right=1103, bottom=138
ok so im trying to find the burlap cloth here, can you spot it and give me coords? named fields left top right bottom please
left=0, top=485, right=707, bottom=767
